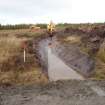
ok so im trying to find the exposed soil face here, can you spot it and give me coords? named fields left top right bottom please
left=0, top=80, right=105, bottom=105
left=53, top=26, right=105, bottom=79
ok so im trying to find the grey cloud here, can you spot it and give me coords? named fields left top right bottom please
left=0, top=0, right=72, bottom=24
left=0, top=0, right=70, bottom=14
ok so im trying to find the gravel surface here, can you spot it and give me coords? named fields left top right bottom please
left=0, top=80, right=105, bottom=105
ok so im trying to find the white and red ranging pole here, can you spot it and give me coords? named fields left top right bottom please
left=24, top=48, right=26, bottom=62
left=21, top=41, right=27, bottom=63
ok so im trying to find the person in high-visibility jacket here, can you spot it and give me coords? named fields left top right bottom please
left=47, top=21, right=55, bottom=40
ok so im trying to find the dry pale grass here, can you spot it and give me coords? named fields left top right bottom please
left=65, top=36, right=81, bottom=43
left=97, top=42, right=105, bottom=63
left=0, top=67, right=48, bottom=86
left=0, top=36, right=22, bottom=63
left=0, top=29, right=48, bottom=86
left=63, top=35, right=81, bottom=44
left=91, top=59, right=105, bottom=80
left=0, top=29, right=44, bottom=63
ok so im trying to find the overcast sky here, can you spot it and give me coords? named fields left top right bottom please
left=0, top=0, right=105, bottom=24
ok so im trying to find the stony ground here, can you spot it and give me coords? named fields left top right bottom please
left=0, top=80, right=105, bottom=105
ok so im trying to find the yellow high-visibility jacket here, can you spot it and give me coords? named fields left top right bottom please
left=47, top=22, right=55, bottom=33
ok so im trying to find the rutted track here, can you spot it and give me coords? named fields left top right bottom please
left=0, top=80, right=105, bottom=105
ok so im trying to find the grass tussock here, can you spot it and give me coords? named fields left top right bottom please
left=64, top=36, right=81, bottom=44
left=92, top=59, right=105, bottom=80
left=0, top=36, right=21, bottom=62
left=97, top=48, right=105, bottom=63
left=0, top=67, right=48, bottom=86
